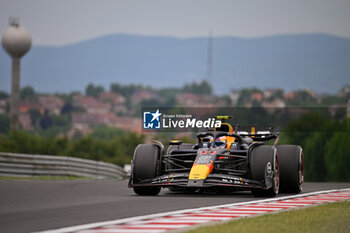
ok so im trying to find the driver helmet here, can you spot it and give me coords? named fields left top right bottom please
left=215, top=136, right=227, bottom=148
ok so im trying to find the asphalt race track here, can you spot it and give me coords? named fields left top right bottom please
left=0, top=180, right=349, bottom=233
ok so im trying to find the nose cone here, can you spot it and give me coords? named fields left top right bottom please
left=2, top=25, right=32, bottom=58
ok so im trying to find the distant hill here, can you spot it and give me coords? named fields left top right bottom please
left=1, top=33, right=349, bottom=94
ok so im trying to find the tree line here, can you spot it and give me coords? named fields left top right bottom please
left=281, top=114, right=349, bottom=182
left=0, top=126, right=144, bottom=166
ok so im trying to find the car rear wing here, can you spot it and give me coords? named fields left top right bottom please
left=236, top=126, right=279, bottom=135
left=235, top=126, right=280, bottom=144
left=199, top=126, right=280, bottom=145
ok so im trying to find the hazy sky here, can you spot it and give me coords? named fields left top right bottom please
left=1, top=0, right=350, bottom=46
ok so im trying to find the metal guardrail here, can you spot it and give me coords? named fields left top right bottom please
left=0, top=152, right=127, bottom=179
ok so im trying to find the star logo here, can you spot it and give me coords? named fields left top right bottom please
left=151, top=109, right=162, bottom=122
left=143, top=109, right=162, bottom=129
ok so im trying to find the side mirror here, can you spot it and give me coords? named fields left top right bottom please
left=202, top=136, right=212, bottom=148
left=202, top=137, right=211, bottom=143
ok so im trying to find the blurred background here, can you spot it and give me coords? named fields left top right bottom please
left=0, top=0, right=349, bottom=181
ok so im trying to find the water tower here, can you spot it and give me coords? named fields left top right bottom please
left=1, top=18, right=32, bottom=131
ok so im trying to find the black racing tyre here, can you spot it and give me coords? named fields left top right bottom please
left=277, top=145, right=304, bottom=193
left=250, top=145, right=279, bottom=197
left=167, top=143, right=194, bottom=154
left=133, top=186, right=161, bottom=196
left=132, top=144, right=161, bottom=196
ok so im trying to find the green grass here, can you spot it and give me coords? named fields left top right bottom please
left=0, top=176, right=88, bottom=180
left=186, top=201, right=350, bottom=233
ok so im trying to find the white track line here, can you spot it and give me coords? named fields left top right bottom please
left=231, top=207, right=282, bottom=210
left=129, top=219, right=210, bottom=224
left=36, top=188, right=350, bottom=233
left=119, top=224, right=191, bottom=228
left=79, top=230, right=164, bottom=233
left=186, top=213, right=255, bottom=216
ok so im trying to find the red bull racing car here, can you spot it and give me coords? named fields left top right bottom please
left=129, top=116, right=304, bottom=197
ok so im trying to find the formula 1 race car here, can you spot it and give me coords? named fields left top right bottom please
left=129, top=116, right=304, bottom=197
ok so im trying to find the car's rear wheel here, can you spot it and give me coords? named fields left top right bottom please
left=277, top=145, right=304, bottom=193
left=132, top=144, right=161, bottom=196
left=250, top=145, right=279, bottom=197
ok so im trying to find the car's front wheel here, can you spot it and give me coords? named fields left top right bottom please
left=132, top=144, right=161, bottom=196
